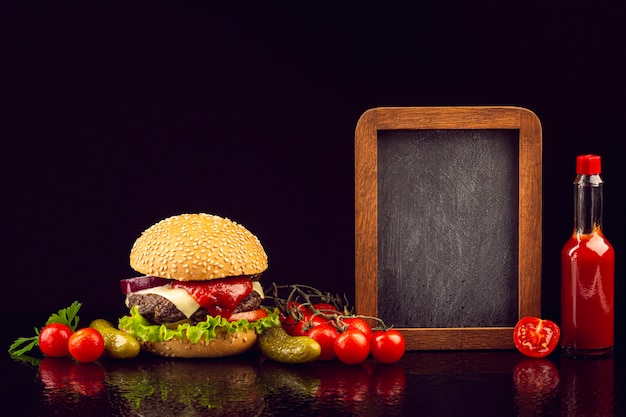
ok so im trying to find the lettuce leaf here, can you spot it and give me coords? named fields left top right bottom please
left=119, top=307, right=280, bottom=344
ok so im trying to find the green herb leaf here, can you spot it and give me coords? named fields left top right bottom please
left=8, top=330, right=39, bottom=357
left=46, top=301, right=82, bottom=331
left=8, top=301, right=82, bottom=358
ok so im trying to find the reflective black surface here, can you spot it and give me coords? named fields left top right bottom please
left=3, top=314, right=625, bottom=417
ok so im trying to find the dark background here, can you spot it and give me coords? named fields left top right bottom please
left=2, top=1, right=624, bottom=344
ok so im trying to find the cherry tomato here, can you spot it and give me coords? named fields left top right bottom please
left=290, top=314, right=330, bottom=337
left=340, top=317, right=373, bottom=341
left=371, top=329, right=406, bottom=364
left=290, top=316, right=312, bottom=336
left=312, top=303, right=339, bottom=314
left=513, top=317, right=560, bottom=358
left=68, top=328, right=105, bottom=363
left=310, top=314, right=330, bottom=327
left=228, top=309, right=268, bottom=322
left=307, top=323, right=339, bottom=361
left=334, top=328, right=371, bottom=365
left=39, top=323, right=73, bottom=357
left=280, top=302, right=308, bottom=336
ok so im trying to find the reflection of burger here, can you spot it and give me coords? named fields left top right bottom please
left=118, top=213, right=279, bottom=358
left=105, top=356, right=265, bottom=415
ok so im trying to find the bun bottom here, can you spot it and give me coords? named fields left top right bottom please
left=140, top=329, right=258, bottom=358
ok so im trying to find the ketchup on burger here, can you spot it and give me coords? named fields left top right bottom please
left=118, top=213, right=279, bottom=358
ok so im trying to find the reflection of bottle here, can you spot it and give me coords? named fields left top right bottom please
left=561, top=154, right=614, bottom=357
left=559, top=356, right=615, bottom=417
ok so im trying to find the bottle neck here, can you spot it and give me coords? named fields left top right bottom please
left=573, top=174, right=604, bottom=235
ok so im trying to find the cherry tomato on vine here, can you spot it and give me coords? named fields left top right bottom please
left=307, top=323, right=339, bottom=360
left=38, top=323, right=73, bottom=357
left=334, top=328, right=371, bottom=365
left=312, top=303, right=339, bottom=314
left=513, top=317, right=560, bottom=358
left=68, top=328, right=105, bottom=363
left=290, top=316, right=312, bottom=337
left=310, top=314, right=330, bottom=326
left=371, top=329, right=406, bottom=364
left=340, top=317, right=373, bottom=341
left=280, top=302, right=309, bottom=335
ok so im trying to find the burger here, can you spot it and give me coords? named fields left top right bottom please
left=118, top=213, right=279, bottom=358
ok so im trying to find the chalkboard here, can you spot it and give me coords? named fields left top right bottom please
left=355, top=107, right=542, bottom=350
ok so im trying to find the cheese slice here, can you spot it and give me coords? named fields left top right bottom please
left=252, top=281, right=264, bottom=299
left=127, top=285, right=201, bottom=318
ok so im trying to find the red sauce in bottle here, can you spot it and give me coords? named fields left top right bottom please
left=560, top=155, right=614, bottom=357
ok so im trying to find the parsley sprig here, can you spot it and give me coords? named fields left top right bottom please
left=8, top=301, right=82, bottom=358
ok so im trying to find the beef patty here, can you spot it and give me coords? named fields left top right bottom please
left=127, top=290, right=262, bottom=325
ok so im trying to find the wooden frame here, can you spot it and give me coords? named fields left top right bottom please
left=355, top=106, right=542, bottom=350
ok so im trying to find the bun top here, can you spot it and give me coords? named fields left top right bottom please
left=130, top=213, right=268, bottom=281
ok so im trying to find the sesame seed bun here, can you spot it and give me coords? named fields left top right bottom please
left=130, top=213, right=268, bottom=281
left=139, top=329, right=258, bottom=358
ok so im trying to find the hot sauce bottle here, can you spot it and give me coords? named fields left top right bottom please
left=561, top=154, right=615, bottom=357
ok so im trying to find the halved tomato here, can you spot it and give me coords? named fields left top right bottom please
left=513, top=317, right=560, bottom=358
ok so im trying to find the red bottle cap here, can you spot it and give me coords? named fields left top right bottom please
left=576, top=154, right=601, bottom=175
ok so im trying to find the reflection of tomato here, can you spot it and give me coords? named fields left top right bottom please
left=39, top=357, right=75, bottom=389
left=513, top=358, right=560, bottom=414
left=513, top=317, right=560, bottom=358
left=314, top=362, right=371, bottom=404
left=69, top=362, right=106, bottom=396
left=39, top=357, right=106, bottom=396
left=371, top=364, right=406, bottom=405
left=513, top=358, right=560, bottom=394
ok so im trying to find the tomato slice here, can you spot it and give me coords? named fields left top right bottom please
left=513, top=317, right=561, bottom=358
left=228, top=309, right=268, bottom=322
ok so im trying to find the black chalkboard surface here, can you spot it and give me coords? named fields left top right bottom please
left=377, top=128, right=520, bottom=328
left=355, top=107, right=542, bottom=350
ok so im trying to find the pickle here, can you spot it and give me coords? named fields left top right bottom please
left=90, top=319, right=141, bottom=359
left=258, top=326, right=321, bottom=364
